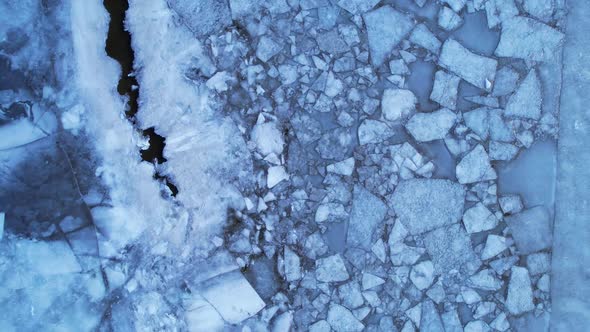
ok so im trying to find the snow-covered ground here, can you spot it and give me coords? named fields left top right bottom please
left=0, top=0, right=587, bottom=330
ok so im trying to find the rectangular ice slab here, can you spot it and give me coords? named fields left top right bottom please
left=200, top=270, right=265, bottom=324
left=439, top=39, right=497, bottom=90
left=364, top=6, right=414, bottom=67
left=389, top=179, right=465, bottom=234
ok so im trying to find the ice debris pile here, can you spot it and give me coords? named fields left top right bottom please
left=184, top=0, right=564, bottom=330
left=0, top=0, right=567, bottom=330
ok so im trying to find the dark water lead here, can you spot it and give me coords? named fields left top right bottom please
left=103, top=0, right=178, bottom=196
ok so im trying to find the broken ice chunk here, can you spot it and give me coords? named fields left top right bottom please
left=488, top=110, right=514, bottom=142
left=438, top=6, right=463, bottom=31
left=461, top=287, right=483, bottom=304
left=441, top=309, right=463, bottom=332
left=389, top=59, right=409, bottom=75
left=441, top=0, right=466, bottom=12
left=490, top=313, right=510, bottom=331
left=495, top=16, right=564, bottom=62
left=464, top=108, right=514, bottom=142
left=317, top=29, right=349, bottom=54
left=19, top=239, right=82, bottom=275
left=200, top=270, right=265, bottom=324
left=251, top=120, right=284, bottom=156
left=424, top=224, right=481, bottom=277
left=256, top=36, right=282, bottom=62
left=291, top=112, right=322, bottom=145
left=168, top=0, right=231, bottom=37
left=310, top=320, right=331, bottom=332
left=336, top=0, right=379, bottom=14
left=362, top=273, right=385, bottom=290
left=283, top=247, right=302, bottom=282
left=504, top=69, right=542, bottom=120
left=430, top=71, right=461, bottom=109
left=468, top=269, right=503, bottom=291
left=456, top=144, right=497, bottom=184
left=481, top=234, right=509, bottom=260
left=409, top=24, right=442, bottom=54
left=505, top=206, right=552, bottom=254
left=439, top=39, right=497, bottom=90
left=358, top=119, right=393, bottom=144
left=464, top=320, right=492, bottom=332
left=364, top=6, right=414, bottom=67
left=267, top=166, right=289, bottom=188
left=474, top=302, right=496, bottom=319
left=492, top=66, right=520, bottom=97
left=390, top=179, right=465, bottom=234
left=334, top=56, right=356, bottom=72
left=526, top=252, right=551, bottom=276
left=523, top=0, right=555, bottom=22
left=304, top=232, right=329, bottom=259
left=390, top=242, right=426, bottom=266
left=505, top=266, right=535, bottom=315
left=315, top=202, right=348, bottom=223
left=318, top=5, right=340, bottom=30
left=371, top=239, right=387, bottom=263
left=0, top=212, right=4, bottom=240
left=339, top=281, right=364, bottom=309
left=421, top=300, right=445, bottom=332
left=316, top=254, right=349, bottom=282
left=405, top=109, right=456, bottom=142
left=499, top=194, right=523, bottom=214
left=462, top=202, right=498, bottom=233
left=485, top=0, right=518, bottom=29
left=410, top=261, right=435, bottom=290
left=464, top=107, right=490, bottom=139
left=489, top=141, right=519, bottom=161
left=325, top=71, right=344, bottom=97
left=382, top=89, right=417, bottom=122
left=327, top=157, right=355, bottom=176
left=327, top=304, right=365, bottom=332
left=464, top=95, right=499, bottom=108
left=348, top=186, right=387, bottom=249
left=316, top=128, right=355, bottom=160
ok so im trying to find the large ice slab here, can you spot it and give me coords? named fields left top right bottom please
left=495, top=16, right=564, bottom=62
left=364, top=6, right=414, bottom=67
left=439, top=39, right=497, bottom=90
left=199, top=270, right=265, bottom=324
left=389, top=179, right=465, bottom=235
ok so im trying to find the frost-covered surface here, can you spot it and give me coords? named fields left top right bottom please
left=1, top=0, right=586, bottom=330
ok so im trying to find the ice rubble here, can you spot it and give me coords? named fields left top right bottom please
left=0, top=0, right=573, bottom=330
